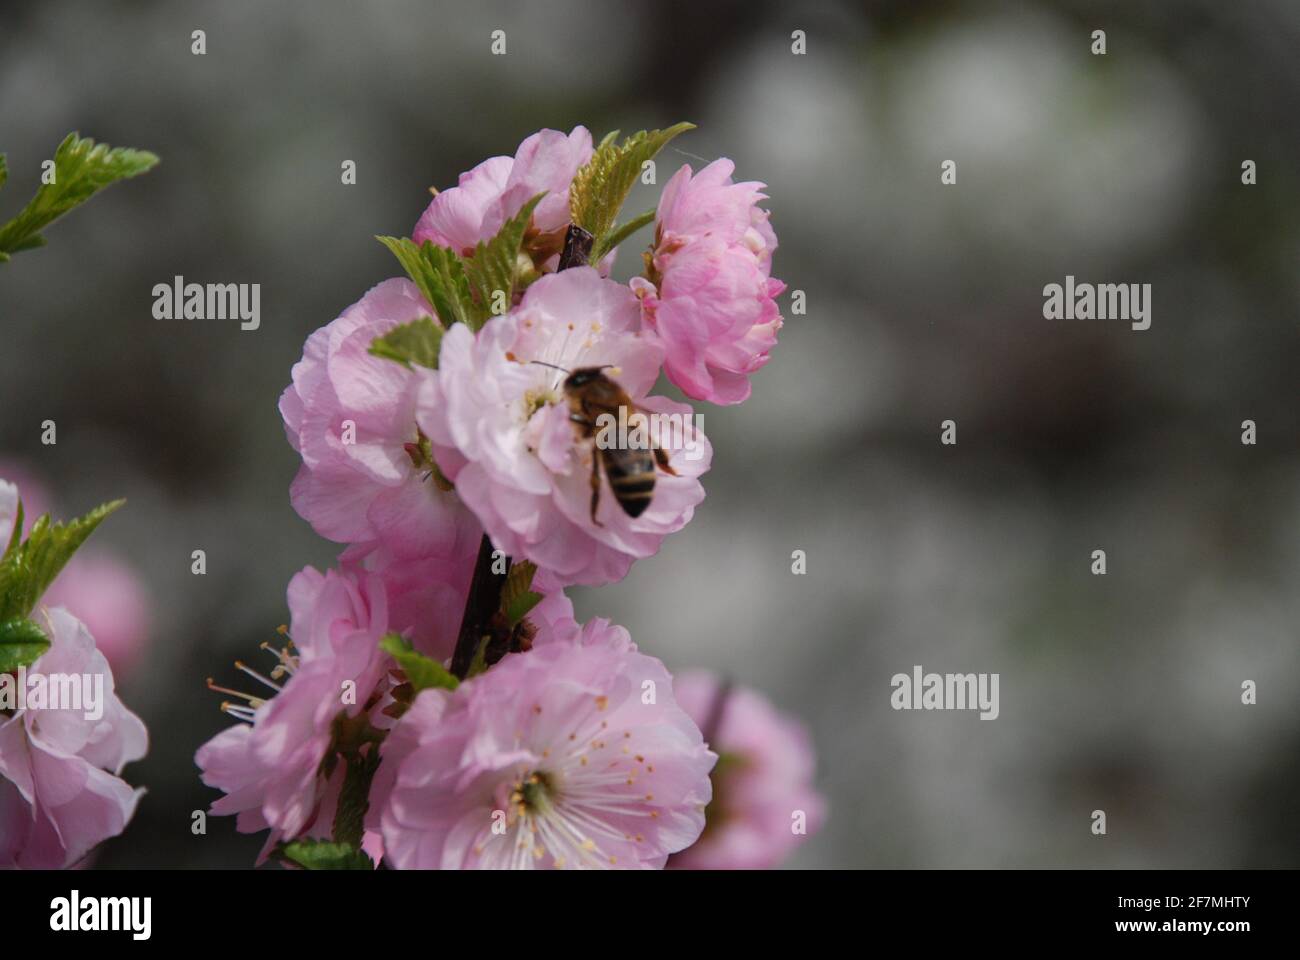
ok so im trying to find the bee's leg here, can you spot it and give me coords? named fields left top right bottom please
left=589, top=454, right=605, bottom=527
left=653, top=446, right=678, bottom=476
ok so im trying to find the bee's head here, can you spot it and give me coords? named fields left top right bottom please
left=564, top=366, right=612, bottom=389
left=527, top=360, right=616, bottom=390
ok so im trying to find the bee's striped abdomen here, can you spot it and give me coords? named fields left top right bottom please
left=603, top=448, right=656, bottom=517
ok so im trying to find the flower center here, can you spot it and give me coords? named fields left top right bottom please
left=512, top=769, right=556, bottom=816
left=521, top=386, right=558, bottom=423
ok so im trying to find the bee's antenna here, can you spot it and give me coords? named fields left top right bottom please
left=529, top=360, right=571, bottom=373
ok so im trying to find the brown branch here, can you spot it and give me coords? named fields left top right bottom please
left=449, top=534, right=510, bottom=679
left=449, top=225, right=592, bottom=680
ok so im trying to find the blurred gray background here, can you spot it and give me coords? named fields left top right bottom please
left=2, top=0, right=1298, bottom=868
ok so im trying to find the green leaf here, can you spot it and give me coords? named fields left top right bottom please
left=378, top=193, right=545, bottom=333
left=0, top=617, right=50, bottom=672
left=0, top=154, right=7, bottom=192
left=379, top=633, right=459, bottom=692
left=368, top=315, right=443, bottom=369
left=595, top=207, right=657, bottom=263
left=0, top=499, right=124, bottom=622
left=461, top=193, right=544, bottom=327
left=569, top=123, right=694, bottom=255
left=421, top=242, right=481, bottom=327
left=0, top=133, right=158, bottom=262
left=500, top=560, right=542, bottom=626
left=376, top=236, right=480, bottom=328
left=279, top=839, right=374, bottom=871
left=2, top=498, right=23, bottom=562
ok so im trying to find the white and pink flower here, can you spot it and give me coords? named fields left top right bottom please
left=417, top=267, right=710, bottom=588
left=375, top=639, right=715, bottom=869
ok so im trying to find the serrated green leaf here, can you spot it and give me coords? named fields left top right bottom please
left=422, top=242, right=481, bottom=327
left=369, top=315, right=443, bottom=369
left=570, top=123, right=694, bottom=257
left=376, top=236, right=480, bottom=328
left=0, top=499, right=124, bottom=622
left=0, top=133, right=158, bottom=262
left=597, top=207, right=657, bottom=262
left=3, top=498, right=23, bottom=562
left=279, top=839, right=374, bottom=871
left=500, top=560, right=543, bottom=626
left=461, top=193, right=543, bottom=328
left=379, top=632, right=459, bottom=692
left=0, top=617, right=50, bottom=672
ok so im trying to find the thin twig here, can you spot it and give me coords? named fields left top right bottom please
left=449, top=534, right=509, bottom=679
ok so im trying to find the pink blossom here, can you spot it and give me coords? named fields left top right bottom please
left=375, top=641, right=715, bottom=869
left=0, top=469, right=150, bottom=676
left=196, top=565, right=394, bottom=853
left=527, top=590, right=633, bottom=653
left=341, top=546, right=470, bottom=664
left=417, top=267, right=711, bottom=588
left=657, top=159, right=779, bottom=266
left=669, top=672, right=825, bottom=869
left=413, top=127, right=593, bottom=271
left=279, top=278, right=481, bottom=562
left=632, top=159, right=784, bottom=405
left=0, top=606, right=147, bottom=869
left=521, top=590, right=582, bottom=646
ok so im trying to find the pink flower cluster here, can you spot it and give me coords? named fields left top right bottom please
left=196, top=125, right=821, bottom=869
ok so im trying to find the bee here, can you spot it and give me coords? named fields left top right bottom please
left=533, top=362, right=677, bottom=524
